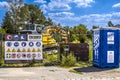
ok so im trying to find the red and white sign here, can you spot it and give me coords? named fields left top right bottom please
left=7, top=35, right=13, bottom=40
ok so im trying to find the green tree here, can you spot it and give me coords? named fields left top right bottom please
left=2, top=3, right=54, bottom=33
left=52, top=26, right=63, bottom=43
left=7, top=0, right=24, bottom=33
left=92, top=25, right=99, bottom=29
left=87, top=30, right=92, bottom=40
left=0, top=28, right=6, bottom=34
left=45, top=17, right=53, bottom=26
left=0, top=28, right=6, bottom=40
left=2, top=12, right=14, bottom=33
left=63, top=26, right=75, bottom=43
left=27, top=4, right=46, bottom=24
left=18, top=4, right=30, bottom=22
left=108, top=21, right=114, bottom=27
left=73, top=24, right=88, bottom=43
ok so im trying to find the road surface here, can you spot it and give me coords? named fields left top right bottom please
left=0, top=66, right=120, bottom=80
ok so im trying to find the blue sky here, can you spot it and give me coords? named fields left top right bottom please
left=0, top=0, right=120, bottom=29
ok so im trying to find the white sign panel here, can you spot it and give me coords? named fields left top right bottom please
left=28, top=34, right=42, bottom=41
left=107, top=32, right=114, bottom=44
left=107, top=51, right=114, bottom=63
left=5, top=41, right=42, bottom=60
left=5, top=34, right=43, bottom=62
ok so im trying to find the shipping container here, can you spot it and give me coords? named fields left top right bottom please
left=93, top=27, right=120, bottom=68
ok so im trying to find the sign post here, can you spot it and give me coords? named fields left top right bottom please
left=0, top=33, right=3, bottom=65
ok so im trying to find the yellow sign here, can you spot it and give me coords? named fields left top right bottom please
left=22, top=48, right=26, bottom=52
left=17, top=48, right=21, bottom=52
left=7, top=48, right=11, bottom=52
left=27, top=48, right=31, bottom=52
left=32, top=48, right=36, bottom=52
left=37, top=48, right=41, bottom=52
left=12, top=48, right=16, bottom=52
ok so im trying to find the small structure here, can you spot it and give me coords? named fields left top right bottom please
left=93, top=27, right=120, bottom=68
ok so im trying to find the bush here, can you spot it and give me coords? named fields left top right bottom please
left=47, top=54, right=58, bottom=63
left=28, top=58, right=36, bottom=67
left=43, top=53, right=59, bottom=66
left=61, top=52, right=76, bottom=67
left=43, top=52, right=48, bottom=59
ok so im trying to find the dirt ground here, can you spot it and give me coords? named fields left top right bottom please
left=0, top=66, right=120, bottom=80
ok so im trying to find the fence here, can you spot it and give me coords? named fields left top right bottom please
left=59, top=43, right=89, bottom=61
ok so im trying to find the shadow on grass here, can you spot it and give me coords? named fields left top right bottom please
left=73, top=66, right=116, bottom=73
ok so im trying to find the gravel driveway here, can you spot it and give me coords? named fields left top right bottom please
left=0, top=66, right=120, bottom=80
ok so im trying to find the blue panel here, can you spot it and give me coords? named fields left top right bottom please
left=93, top=30, right=100, bottom=66
left=93, top=28, right=120, bottom=68
left=100, top=30, right=119, bottom=68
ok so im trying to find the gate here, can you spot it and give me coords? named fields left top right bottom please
left=60, top=43, right=89, bottom=61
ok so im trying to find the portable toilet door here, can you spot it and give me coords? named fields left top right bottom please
left=100, top=29, right=119, bottom=68
left=93, top=28, right=119, bottom=68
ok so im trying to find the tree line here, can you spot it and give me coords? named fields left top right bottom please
left=1, top=0, right=53, bottom=34
left=1, top=0, right=119, bottom=43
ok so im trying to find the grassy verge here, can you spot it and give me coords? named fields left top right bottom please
left=75, top=61, right=92, bottom=67
left=69, top=69, right=82, bottom=74
left=1, top=62, right=44, bottom=67
left=89, top=40, right=93, bottom=61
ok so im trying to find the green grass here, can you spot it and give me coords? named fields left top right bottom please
left=1, top=62, right=44, bottom=67
left=88, top=40, right=93, bottom=61
left=69, top=69, right=82, bottom=74
left=75, top=61, right=92, bottom=67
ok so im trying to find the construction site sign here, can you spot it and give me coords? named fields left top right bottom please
left=5, top=34, right=43, bottom=63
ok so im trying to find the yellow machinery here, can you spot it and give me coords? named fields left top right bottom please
left=42, top=26, right=69, bottom=46
left=42, top=33, right=57, bottom=46
left=19, top=24, right=68, bottom=47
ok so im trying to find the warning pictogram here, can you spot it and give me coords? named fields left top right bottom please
left=6, top=35, right=13, bottom=41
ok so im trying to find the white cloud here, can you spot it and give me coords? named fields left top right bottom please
left=35, top=0, right=94, bottom=13
left=112, top=3, right=120, bottom=8
left=40, top=4, right=48, bottom=13
left=48, top=12, right=120, bottom=29
left=48, top=1, right=71, bottom=11
left=34, top=0, right=46, bottom=4
left=73, top=0, right=94, bottom=8
left=0, top=1, right=9, bottom=9
left=78, top=12, right=120, bottom=27
left=48, top=12, right=74, bottom=17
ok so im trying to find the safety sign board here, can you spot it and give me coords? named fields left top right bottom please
left=13, top=35, right=19, bottom=41
left=5, top=34, right=43, bottom=62
left=5, top=41, right=42, bottom=60
left=28, top=34, right=42, bottom=41
left=20, top=34, right=27, bottom=41
left=6, top=34, right=13, bottom=41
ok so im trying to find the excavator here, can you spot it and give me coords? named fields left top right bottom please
left=18, top=23, right=69, bottom=54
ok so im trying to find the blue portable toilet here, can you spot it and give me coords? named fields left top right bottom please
left=93, top=27, right=120, bottom=68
